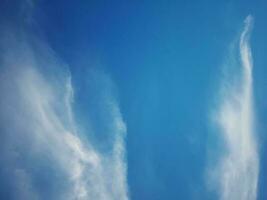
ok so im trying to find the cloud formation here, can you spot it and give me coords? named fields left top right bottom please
left=0, top=29, right=128, bottom=200
left=211, top=15, right=259, bottom=200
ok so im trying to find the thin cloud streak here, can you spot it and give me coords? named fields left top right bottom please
left=0, top=32, right=128, bottom=200
left=212, top=15, right=259, bottom=200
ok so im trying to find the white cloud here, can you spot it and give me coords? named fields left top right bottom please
left=0, top=30, right=129, bottom=200
left=210, top=15, right=259, bottom=200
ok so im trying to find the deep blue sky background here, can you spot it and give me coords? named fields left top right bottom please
left=1, top=0, right=267, bottom=199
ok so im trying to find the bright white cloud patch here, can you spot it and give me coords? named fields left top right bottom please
left=211, top=15, right=259, bottom=200
left=0, top=31, right=128, bottom=200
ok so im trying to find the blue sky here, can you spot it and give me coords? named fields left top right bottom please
left=0, top=0, right=267, bottom=200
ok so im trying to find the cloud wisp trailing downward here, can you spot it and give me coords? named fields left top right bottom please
left=211, top=15, right=259, bottom=200
left=0, top=30, right=128, bottom=200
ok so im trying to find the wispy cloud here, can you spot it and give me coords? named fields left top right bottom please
left=210, top=15, right=259, bottom=200
left=0, top=29, right=128, bottom=200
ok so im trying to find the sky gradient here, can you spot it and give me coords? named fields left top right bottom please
left=0, top=1, right=267, bottom=200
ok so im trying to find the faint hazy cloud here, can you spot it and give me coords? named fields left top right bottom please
left=209, top=15, right=259, bottom=200
left=0, top=24, right=128, bottom=200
